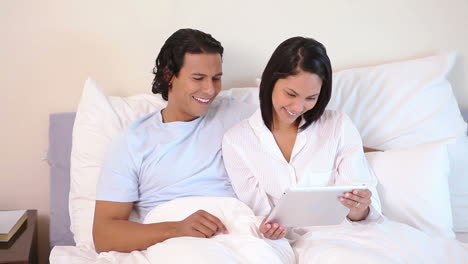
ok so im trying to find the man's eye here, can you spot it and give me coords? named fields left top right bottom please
left=213, top=77, right=221, bottom=81
left=193, top=77, right=203, bottom=81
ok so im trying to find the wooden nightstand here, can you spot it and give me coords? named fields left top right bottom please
left=0, top=210, right=38, bottom=264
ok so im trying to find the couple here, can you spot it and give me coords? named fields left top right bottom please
left=92, top=28, right=379, bottom=261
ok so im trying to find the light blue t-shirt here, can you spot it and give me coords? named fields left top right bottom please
left=96, top=98, right=256, bottom=222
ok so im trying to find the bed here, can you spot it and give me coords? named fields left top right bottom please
left=49, top=52, right=468, bottom=263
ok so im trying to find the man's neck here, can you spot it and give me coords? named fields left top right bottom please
left=161, top=107, right=199, bottom=123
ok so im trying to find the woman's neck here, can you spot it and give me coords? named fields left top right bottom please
left=272, top=117, right=300, bottom=133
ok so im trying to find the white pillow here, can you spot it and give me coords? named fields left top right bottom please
left=69, top=78, right=259, bottom=247
left=69, top=78, right=167, bottom=247
left=327, top=52, right=468, bottom=232
left=365, top=140, right=454, bottom=238
left=447, top=135, right=468, bottom=232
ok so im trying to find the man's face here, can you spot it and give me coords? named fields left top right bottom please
left=166, top=53, right=222, bottom=122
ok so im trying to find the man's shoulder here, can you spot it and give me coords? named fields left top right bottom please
left=211, top=97, right=257, bottom=120
left=119, top=111, right=159, bottom=144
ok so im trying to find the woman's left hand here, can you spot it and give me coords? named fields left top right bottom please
left=339, top=188, right=372, bottom=221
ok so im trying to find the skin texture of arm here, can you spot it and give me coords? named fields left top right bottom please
left=92, top=201, right=227, bottom=253
left=363, top=147, right=381, bottom=152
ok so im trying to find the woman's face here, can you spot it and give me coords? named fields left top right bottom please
left=271, top=70, right=322, bottom=128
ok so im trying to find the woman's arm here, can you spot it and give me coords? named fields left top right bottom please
left=222, top=132, right=286, bottom=239
left=334, top=114, right=382, bottom=221
left=222, top=134, right=272, bottom=216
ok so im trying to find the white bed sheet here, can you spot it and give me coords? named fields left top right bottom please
left=50, top=197, right=468, bottom=264
left=51, top=197, right=295, bottom=264
left=457, top=232, right=468, bottom=251
left=293, top=220, right=468, bottom=264
left=50, top=232, right=468, bottom=264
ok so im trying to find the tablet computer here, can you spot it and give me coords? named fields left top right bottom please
left=265, top=185, right=368, bottom=227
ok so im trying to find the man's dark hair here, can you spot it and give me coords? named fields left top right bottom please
left=259, top=36, right=332, bottom=131
left=152, top=28, right=224, bottom=100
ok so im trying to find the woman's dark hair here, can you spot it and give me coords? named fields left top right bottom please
left=152, top=28, right=224, bottom=100
left=259, top=37, right=332, bottom=131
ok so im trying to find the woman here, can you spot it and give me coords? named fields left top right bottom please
left=222, top=37, right=468, bottom=264
left=222, top=36, right=381, bottom=241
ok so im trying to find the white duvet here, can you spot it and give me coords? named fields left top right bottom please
left=293, top=219, right=468, bottom=264
left=50, top=197, right=467, bottom=264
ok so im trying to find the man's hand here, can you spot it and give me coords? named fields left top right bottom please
left=175, top=210, right=228, bottom=238
left=259, top=217, right=286, bottom=240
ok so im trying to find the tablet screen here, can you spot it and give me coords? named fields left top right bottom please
left=266, top=185, right=368, bottom=227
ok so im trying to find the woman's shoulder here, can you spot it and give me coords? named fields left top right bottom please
left=316, top=109, right=349, bottom=126
left=307, top=110, right=357, bottom=138
left=224, top=117, right=253, bottom=140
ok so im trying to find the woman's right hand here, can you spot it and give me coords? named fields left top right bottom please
left=259, top=217, right=286, bottom=240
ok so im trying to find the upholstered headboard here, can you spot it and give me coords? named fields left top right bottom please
left=48, top=112, right=76, bottom=249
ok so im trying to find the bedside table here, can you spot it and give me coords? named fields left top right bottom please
left=0, top=210, right=38, bottom=264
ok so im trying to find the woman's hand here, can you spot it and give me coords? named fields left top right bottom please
left=339, top=188, right=372, bottom=221
left=259, top=217, right=286, bottom=240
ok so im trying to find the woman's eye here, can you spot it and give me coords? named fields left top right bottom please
left=307, top=97, right=317, bottom=101
left=286, top=92, right=295, bottom=97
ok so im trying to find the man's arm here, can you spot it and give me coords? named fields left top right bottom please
left=93, top=200, right=228, bottom=253
left=363, top=147, right=381, bottom=152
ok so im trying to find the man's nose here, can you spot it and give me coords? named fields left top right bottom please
left=201, top=80, right=216, bottom=96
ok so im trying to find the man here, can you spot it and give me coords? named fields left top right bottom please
left=92, top=29, right=256, bottom=253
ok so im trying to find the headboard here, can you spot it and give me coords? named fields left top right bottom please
left=48, top=112, right=76, bottom=249
left=47, top=109, right=468, bottom=249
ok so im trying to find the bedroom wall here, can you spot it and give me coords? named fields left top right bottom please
left=1, top=0, right=467, bottom=263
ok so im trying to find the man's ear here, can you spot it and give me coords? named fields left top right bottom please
left=168, top=75, right=175, bottom=89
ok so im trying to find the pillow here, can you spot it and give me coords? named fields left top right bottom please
left=365, top=140, right=454, bottom=238
left=69, top=78, right=259, bottom=248
left=447, top=135, right=468, bottom=232
left=326, top=52, right=468, bottom=232
left=69, top=78, right=167, bottom=247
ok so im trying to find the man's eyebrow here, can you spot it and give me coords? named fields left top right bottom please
left=191, top=72, right=223, bottom=77
left=192, top=73, right=206, bottom=77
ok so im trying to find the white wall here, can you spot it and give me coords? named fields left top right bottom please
left=1, top=0, right=467, bottom=263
